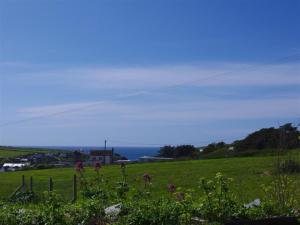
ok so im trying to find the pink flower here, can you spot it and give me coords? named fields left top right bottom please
left=167, top=184, right=176, bottom=193
left=94, top=162, right=101, bottom=171
left=143, top=173, right=151, bottom=183
left=75, top=161, right=84, bottom=172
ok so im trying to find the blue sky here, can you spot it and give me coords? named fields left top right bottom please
left=0, top=0, right=299, bottom=147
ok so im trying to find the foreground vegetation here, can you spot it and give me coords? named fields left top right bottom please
left=0, top=152, right=299, bottom=224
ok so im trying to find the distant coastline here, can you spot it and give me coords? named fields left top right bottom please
left=14, top=146, right=160, bottom=161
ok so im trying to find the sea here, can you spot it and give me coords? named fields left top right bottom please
left=31, top=146, right=160, bottom=161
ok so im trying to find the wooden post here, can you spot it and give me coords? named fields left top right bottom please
left=21, top=175, right=25, bottom=191
left=48, top=177, right=53, bottom=192
left=72, top=174, right=77, bottom=203
left=29, top=176, right=33, bottom=192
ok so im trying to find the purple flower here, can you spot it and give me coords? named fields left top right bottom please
left=94, top=162, right=101, bottom=171
left=143, top=173, right=151, bottom=183
left=167, top=184, right=176, bottom=193
left=75, top=161, right=84, bottom=172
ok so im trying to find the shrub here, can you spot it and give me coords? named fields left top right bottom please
left=194, top=173, right=245, bottom=223
left=118, top=198, right=192, bottom=225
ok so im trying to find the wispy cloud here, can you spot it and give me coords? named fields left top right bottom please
left=18, top=97, right=300, bottom=127
left=3, top=61, right=300, bottom=132
left=6, top=62, right=300, bottom=90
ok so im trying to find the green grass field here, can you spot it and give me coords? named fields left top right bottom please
left=1, top=154, right=299, bottom=203
left=0, top=146, right=64, bottom=159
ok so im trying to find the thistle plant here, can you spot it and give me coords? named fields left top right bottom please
left=116, top=163, right=129, bottom=199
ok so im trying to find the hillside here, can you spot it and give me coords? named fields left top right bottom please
left=0, top=146, right=66, bottom=159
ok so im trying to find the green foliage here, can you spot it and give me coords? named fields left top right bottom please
left=158, top=145, right=199, bottom=158
left=9, top=191, right=35, bottom=204
left=203, top=142, right=227, bottom=154
left=195, top=173, right=243, bottom=223
left=200, top=123, right=300, bottom=158
left=261, top=174, right=300, bottom=216
left=234, top=123, right=299, bottom=151
left=0, top=193, right=105, bottom=225
left=118, top=198, right=192, bottom=225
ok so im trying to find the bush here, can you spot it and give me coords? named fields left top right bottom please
left=194, top=173, right=245, bottom=223
left=0, top=195, right=106, bottom=225
left=118, top=198, right=192, bottom=225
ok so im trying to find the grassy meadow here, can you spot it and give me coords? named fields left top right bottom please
left=1, top=154, right=299, bottom=203
left=0, top=146, right=64, bottom=159
left=0, top=148, right=36, bottom=158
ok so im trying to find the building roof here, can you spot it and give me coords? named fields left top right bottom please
left=90, top=150, right=113, bottom=156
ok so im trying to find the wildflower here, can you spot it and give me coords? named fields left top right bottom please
left=75, top=161, right=84, bottom=172
left=176, top=192, right=185, bottom=201
left=167, top=183, right=176, bottom=193
left=143, top=173, right=151, bottom=183
left=94, top=162, right=102, bottom=172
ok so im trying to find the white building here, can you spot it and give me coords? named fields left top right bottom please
left=2, top=163, right=30, bottom=171
left=89, top=149, right=114, bottom=165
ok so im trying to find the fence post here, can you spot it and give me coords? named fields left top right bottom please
left=48, top=177, right=53, bottom=192
left=72, top=174, right=77, bottom=203
left=29, top=176, right=33, bottom=192
left=21, top=175, right=25, bottom=191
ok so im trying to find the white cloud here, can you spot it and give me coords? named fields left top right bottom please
left=5, top=61, right=300, bottom=129
left=9, top=62, right=300, bottom=90
left=18, top=97, right=300, bottom=126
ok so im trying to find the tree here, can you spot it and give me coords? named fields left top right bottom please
left=174, top=145, right=198, bottom=158
left=234, top=123, right=299, bottom=151
left=203, top=142, right=226, bottom=154
left=158, top=145, right=199, bottom=158
left=158, top=145, right=175, bottom=157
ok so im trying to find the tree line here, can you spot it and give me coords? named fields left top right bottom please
left=158, top=123, right=300, bottom=159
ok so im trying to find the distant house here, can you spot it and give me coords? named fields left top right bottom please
left=89, top=149, right=114, bottom=165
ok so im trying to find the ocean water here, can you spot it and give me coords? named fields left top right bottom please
left=34, top=146, right=160, bottom=160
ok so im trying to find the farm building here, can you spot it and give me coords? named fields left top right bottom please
left=89, top=149, right=114, bottom=165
